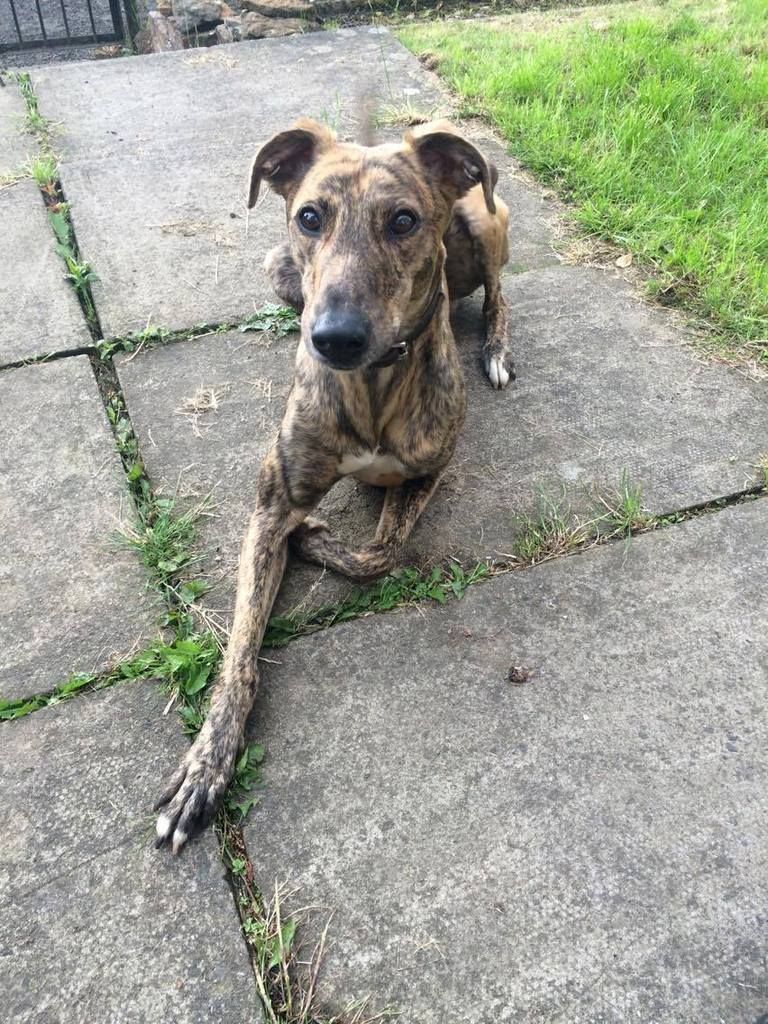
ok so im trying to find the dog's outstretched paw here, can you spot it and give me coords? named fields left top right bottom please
left=154, top=740, right=233, bottom=854
left=484, top=350, right=516, bottom=390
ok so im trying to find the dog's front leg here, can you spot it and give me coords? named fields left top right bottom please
left=154, top=446, right=311, bottom=853
left=482, top=276, right=515, bottom=390
left=290, top=472, right=443, bottom=583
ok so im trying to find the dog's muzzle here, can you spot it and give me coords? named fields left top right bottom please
left=310, top=308, right=371, bottom=369
left=309, top=286, right=445, bottom=371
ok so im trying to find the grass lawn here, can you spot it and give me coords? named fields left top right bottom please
left=400, top=0, right=768, bottom=365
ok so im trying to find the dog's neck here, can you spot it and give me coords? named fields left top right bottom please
left=330, top=273, right=450, bottom=443
left=369, top=283, right=445, bottom=369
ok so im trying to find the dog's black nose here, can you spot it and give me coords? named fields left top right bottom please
left=311, top=309, right=370, bottom=367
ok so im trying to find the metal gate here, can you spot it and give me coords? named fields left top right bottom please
left=0, top=0, right=138, bottom=52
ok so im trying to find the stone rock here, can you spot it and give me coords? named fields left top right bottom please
left=183, top=26, right=222, bottom=46
left=242, top=0, right=315, bottom=16
left=215, top=20, right=238, bottom=43
left=171, top=0, right=233, bottom=28
left=92, top=43, right=124, bottom=59
left=241, top=11, right=306, bottom=37
left=134, top=11, right=185, bottom=53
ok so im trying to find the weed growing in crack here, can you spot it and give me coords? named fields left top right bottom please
left=227, top=742, right=266, bottom=822
left=63, top=255, right=98, bottom=317
left=120, top=498, right=207, bottom=597
left=594, top=469, right=654, bottom=538
left=264, top=560, right=490, bottom=647
left=105, top=392, right=152, bottom=510
left=95, top=304, right=300, bottom=360
left=16, top=72, right=52, bottom=143
left=512, top=492, right=590, bottom=564
left=97, top=325, right=172, bottom=360
left=239, top=303, right=300, bottom=337
left=219, top=823, right=396, bottom=1024
left=510, top=472, right=656, bottom=564
left=374, top=98, right=441, bottom=128
left=46, top=197, right=99, bottom=331
left=28, top=153, right=58, bottom=189
left=319, top=91, right=345, bottom=134
left=16, top=73, right=100, bottom=336
left=0, top=673, right=102, bottom=721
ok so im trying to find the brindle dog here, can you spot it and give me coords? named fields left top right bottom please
left=155, top=118, right=512, bottom=852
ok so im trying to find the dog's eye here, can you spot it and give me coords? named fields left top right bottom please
left=389, top=209, right=419, bottom=237
left=298, top=206, right=322, bottom=235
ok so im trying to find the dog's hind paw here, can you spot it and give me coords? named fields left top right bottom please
left=154, top=737, right=234, bottom=854
left=484, top=351, right=516, bottom=390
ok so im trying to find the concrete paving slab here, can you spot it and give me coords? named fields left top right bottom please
left=30, top=30, right=558, bottom=337
left=0, top=357, right=158, bottom=700
left=243, top=498, right=768, bottom=1023
left=117, top=265, right=768, bottom=619
left=0, top=79, right=32, bottom=177
left=0, top=180, right=91, bottom=364
left=0, top=680, right=259, bottom=1023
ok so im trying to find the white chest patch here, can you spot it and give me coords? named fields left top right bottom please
left=337, top=448, right=409, bottom=486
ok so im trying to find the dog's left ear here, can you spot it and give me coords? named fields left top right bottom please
left=409, top=126, right=496, bottom=215
left=248, top=118, right=334, bottom=209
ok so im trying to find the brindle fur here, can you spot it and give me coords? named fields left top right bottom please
left=155, top=119, right=512, bottom=852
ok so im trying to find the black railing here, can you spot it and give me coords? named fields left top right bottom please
left=0, top=0, right=139, bottom=52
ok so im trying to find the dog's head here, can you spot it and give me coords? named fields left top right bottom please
left=248, top=118, right=495, bottom=371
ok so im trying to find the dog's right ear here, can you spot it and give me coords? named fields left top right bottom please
left=248, top=119, right=334, bottom=209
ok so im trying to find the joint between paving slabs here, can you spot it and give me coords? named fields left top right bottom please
left=94, top=302, right=302, bottom=361
left=14, top=72, right=104, bottom=345
left=0, top=345, right=94, bottom=374
left=5, top=473, right=767, bottom=725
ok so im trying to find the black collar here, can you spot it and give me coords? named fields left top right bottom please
left=370, top=285, right=444, bottom=369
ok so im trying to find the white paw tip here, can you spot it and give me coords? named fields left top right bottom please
left=487, top=356, right=510, bottom=390
left=171, top=830, right=188, bottom=855
left=155, top=813, right=173, bottom=839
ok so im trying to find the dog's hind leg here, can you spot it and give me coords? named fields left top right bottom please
left=290, top=473, right=443, bottom=583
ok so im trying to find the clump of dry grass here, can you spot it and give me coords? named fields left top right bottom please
left=498, top=472, right=656, bottom=567
left=177, top=383, right=230, bottom=436
left=224, top=847, right=397, bottom=1024
left=507, top=492, right=593, bottom=565
left=374, top=99, right=443, bottom=128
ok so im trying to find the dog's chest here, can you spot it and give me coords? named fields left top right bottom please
left=337, top=447, right=409, bottom=487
